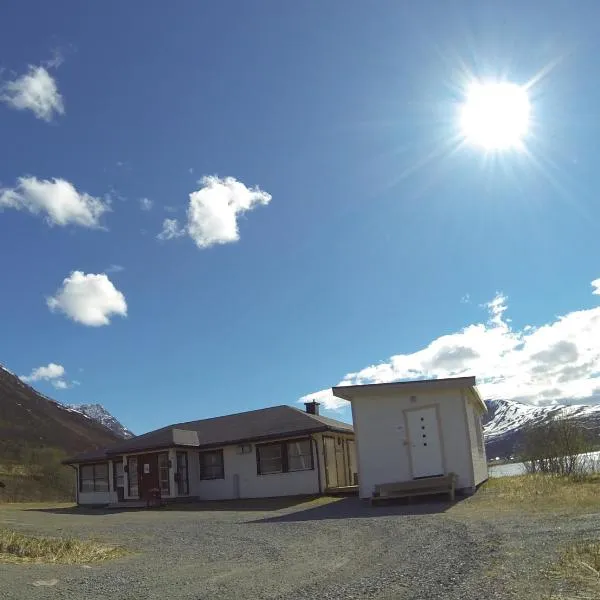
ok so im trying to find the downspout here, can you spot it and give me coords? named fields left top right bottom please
left=312, top=437, right=322, bottom=494
left=69, top=465, right=79, bottom=505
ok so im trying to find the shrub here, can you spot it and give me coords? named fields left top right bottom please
left=519, top=415, right=594, bottom=476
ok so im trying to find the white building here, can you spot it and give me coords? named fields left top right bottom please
left=332, top=376, right=488, bottom=499
left=64, top=403, right=356, bottom=506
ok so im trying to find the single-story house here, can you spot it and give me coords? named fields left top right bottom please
left=332, top=376, right=488, bottom=500
left=64, top=402, right=356, bottom=506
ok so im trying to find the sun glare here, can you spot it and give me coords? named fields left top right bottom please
left=460, top=82, right=530, bottom=150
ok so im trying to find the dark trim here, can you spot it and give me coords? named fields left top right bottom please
left=256, top=437, right=314, bottom=476
left=79, top=462, right=109, bottom=493
left=312, top=437, right=322, bottom=494
left=199, top=449, right=224, bottom=480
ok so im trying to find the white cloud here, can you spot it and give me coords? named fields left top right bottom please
left=157, top=218, right=185, bottom=240
left=0, top=65, right=64, bottom=121
left=105, top=264, right=124, bottom=273
left=302, top=279, right=600, bottom=410
left=47, top=271, right=127, bottom=326
left=0, top=176, right=110, bottom=228
left=139, top=197, right=153, bottom=211
left=157, top=176, right=271, bottom=248
left=21, top=362, right=71, bottom=390
left=592, top=278, right=600, bottom=296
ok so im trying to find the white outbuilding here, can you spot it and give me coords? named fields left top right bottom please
left=332, top=376, right=488, bottom=500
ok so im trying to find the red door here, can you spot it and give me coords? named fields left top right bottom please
left=138, top=454, right=160, bottom=500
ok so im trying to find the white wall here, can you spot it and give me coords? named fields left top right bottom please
left=188, top=437, right=321, bottom=500
left=464, top=394, right=489, bottom=486
left=351, top=391, right=476, bottom=499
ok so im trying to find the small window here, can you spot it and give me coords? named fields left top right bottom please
left=257, top=439, right=314, bottom=475
left=113, top=460, right=124, bottom=489
left=475, top=415, right=485, bottom=456
left=158, top=453, right=170, bottom=495
left=127, top=457, right=139, bottom=497
left=200, top=450, right=224, bottom=480
left=79, top=463, right=109, bottom=493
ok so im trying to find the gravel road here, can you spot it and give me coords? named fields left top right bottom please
left=0, top=497, right=597, bottom=600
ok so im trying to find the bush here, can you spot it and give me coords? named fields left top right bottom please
left=519, top=415, right=594, bottom=476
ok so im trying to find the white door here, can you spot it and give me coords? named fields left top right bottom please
left=405, top=406, right=444, bottom=478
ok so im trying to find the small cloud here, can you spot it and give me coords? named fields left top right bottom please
left=461, top=293, right=471, bottom=304
left=0, top=176, right=110, bottom=228
left=44, top=49, right=64, bottom=69
left=158, top=175, right=271, bottom=249
left=157, top=218, right=185, bottom=240
left=592, top=278, right=600, bottom=296
left=47, top=271, right=127, bottom=327
left=139, top=197, right=153, bottom=211
left=105, top=264, right=124, bottom=273
left=188, top=168, right=194, bottom=174
left=0, top=65, right=64, bottom=121
left=164, top=205, right=178, bottom=213
left=21, top=362, right=72, bottom=390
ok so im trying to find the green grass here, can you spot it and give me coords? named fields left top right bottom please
left=453, top=474, right=600, bottom=514
left=0, top=528, right=129, bottom=564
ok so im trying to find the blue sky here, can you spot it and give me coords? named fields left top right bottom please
left=1, top=2, right=600, bottom=434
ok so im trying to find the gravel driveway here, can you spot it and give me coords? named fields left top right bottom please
left=0, top=496, right=597, bottom=600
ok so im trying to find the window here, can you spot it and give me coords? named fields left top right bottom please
left=287, top=439, right=313, bottom=472
left=200, top=450, right=224, bottom=480
left=475, top=415, right=485, bottom=456
left=80, top=463, right=109, bottom=493
left=176, top=451, right=189, bottom=495
left=127, top=457, right=139, bottom=497
left=158, top=453, right=170, bottom=495
left=256, top=439, right=314, bottom=475
left=113, top=460, right=124, bottom=489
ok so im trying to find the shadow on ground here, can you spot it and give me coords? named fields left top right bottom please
left=251, top=495, right=460, bottom=523
left=25, top=495, right=323, bottom=515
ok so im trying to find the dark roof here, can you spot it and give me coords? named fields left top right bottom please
left=64, top=405, right=353, bottom=464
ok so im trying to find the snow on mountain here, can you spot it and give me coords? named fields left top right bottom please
left=67, top=403, right=134, bottom=439
left=483, top=398, right=600, bottom=457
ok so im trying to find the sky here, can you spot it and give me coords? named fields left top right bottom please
left=1, top=1, right=600, bottom=434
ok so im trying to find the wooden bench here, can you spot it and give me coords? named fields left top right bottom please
left=371, top=473, right=457, bottom=505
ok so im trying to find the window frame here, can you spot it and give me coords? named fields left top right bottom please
left=112, top=459, right=124, bottom=490
left=199, top=449, right=225, bottom=481
left=127, top=456, right=139, bottom=497
left=256, top=438, right=314, bottom=476
left=158, top=452, right=170, bottom=496
left=79, top=462, right=110, bottom=493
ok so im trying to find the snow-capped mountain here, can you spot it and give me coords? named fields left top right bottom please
left=483, top=398, right=600, bottom=458
left=67, top=403, right=134, bottom=439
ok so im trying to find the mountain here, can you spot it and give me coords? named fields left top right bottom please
left=68, top=403, right=134, bottom=439
left=483, top=398, right=600, bottom=459
left=0, top=364, right=127, bottom=458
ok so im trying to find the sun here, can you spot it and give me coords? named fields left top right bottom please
left=460, top=81, right=530, bottom=150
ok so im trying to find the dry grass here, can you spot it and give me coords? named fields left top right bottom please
left=548, top=541, right=600, bottom=598
left=453, top=474, right=600, bottom=514
left=0, top=528, right=129, bottom=564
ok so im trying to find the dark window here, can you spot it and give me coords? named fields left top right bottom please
left=200, top=450, right=224, bottom=480
left=176, top=451, right=189, bottom=495
left=127, top=456, right=139, bottom=497
left=158, top=453, right=170, bottom=495
left=80, top=463, right=109, bottom=493
left=256, top=439, right=314, bottom=475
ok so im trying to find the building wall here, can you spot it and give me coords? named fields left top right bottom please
left=188, top=436, right=321, bottom=500
left=464, top=393, right=489, bottom=487
left=313, top=432, right=357, bottom=489
left=351, top=391, right=475, bottom=499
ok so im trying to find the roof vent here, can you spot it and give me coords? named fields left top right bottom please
left=304, top=400, right=320, bottom=416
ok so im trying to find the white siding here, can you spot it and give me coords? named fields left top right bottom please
left=351, top=391, right=475, bottom=499
left=464, top=396, right=489, bottom=486
left=189, top=438, right=321, bottom=500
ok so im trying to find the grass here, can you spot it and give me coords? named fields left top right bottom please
left=548, top=541, right=600, bottom=598
left=0, top=528, right=129, bottom=564
left=453, top=474, right=600, bottom=514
